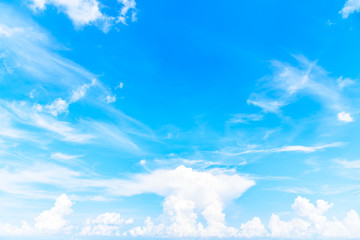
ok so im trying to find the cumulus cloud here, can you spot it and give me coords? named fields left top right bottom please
left=340, top=0, right=360, bottom=18
left=124, top=166, right=255, bottom=238
left=338, top=111, right=354, bottom=123
left=268, top=196, right=360, bottom=239
left=239, top=217, right=267, bottom=238
left=80, top=212, right=133, bottom=236
left=28, top=0, right=136, bottom=31
left=106, top=95, right=116, bottom=103
left=0, top=194, right=73, bottom=236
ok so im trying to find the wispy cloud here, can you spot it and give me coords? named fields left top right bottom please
left=335, top=159, right=360, bottom=169
left=247, top=56, right=351, bottom=118
left=218, top=142, right=343, bottom=156
left=28, top=0, right=137, bottom=32
left=1, top=100, right=94, bottom=143
left=227, top=113, right=264, bottom=124
left=0, top=5, right=155, bottom=151
left=51, top=153, right=80, bottom=161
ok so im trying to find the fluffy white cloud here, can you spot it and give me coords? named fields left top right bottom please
left=106, top=95, right=116, bottom=103
left=340, top=0, right=360, bottom=18
left=338, top=111, right=354, bottom=123
left=80, top=212, right=133, bottom=236
left=34, top=194, right=73, bottom=233
left=126, top=166, right=255, bottom=238
left=44, top=98, right=69, bottom=116
left=0, top=194, right=73, bottom=236
left=239, top=217, right=267, bottom=238
left=268, top=196, right=360, bottom=239
left=43, top=79, right=97, bottom=116
left=29, top=0, right=136, bottom=31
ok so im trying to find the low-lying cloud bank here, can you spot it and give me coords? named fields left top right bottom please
left=0, top=166, right=360, bottom=238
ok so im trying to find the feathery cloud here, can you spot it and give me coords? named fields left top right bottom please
left=28, top=0, right=137, bottom=32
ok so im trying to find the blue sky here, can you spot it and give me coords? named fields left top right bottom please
left=1, top=0, right=360, bottom=238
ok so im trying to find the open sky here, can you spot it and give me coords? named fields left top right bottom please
left=1, top=0, right=360, bottom=239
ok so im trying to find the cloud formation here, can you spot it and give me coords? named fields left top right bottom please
left=340, top=0, right=360, bottom=18
left=0, top=194, right=73, bottom=236
left=338, top=111, right=354, bottom=123
left=80, top=212, right=133, bottom=236
left=247, top=56, right=351, bottom=118
left=218, top=142, right=343, bottom=156
left=268, top=196, right=360, bottom=239
left=29, top=0, right=137, bottom=31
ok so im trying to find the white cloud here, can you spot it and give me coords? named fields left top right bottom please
left=70, top=78, right=97, bottom=103
left=335, top=159, right=360, bottom=168
left=0, top=24, right=23, bottom=37
left=117, top=0, right=137, bottom=25
left=268, top=214, right=311, bottom=238
left=129, top=217, right=165, bottom=237
left=337, top=76, right=355, bottom=89
left=126, top=166, right=255, bottom=238
left=44, top=98, right=69, bottom=116
left=34, top=194, right=73, bottom=233
left=239, top=217, right=267, bottom=238
left=0, top=7, right=154, bottom=149
left=115, top=82, right=124, bottom=89
left=220, top=142, right=343, bottom=156
left=42, top=78, right=97, bottom=116
left=267, top=196, right=360, bottom=239
left=29, top=0, right=137, bottom=31
left=338, top=111, right=354, bottom=123
left=80, top=212, right=133, bottom=236
left=2, top=100, right=93, bottom=143
left=0, top=194, right=73, bottom=236
left=106, top=95, right=116, bottom=103
left=227, top=113, right=264, bottom=124
left=247, top=56, right=346, bottom=115
left=247, top=99, right=284, bottom=114
left=51, top=152, right=80, bottom=161
left=340, top=0, right=360, bottom=18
